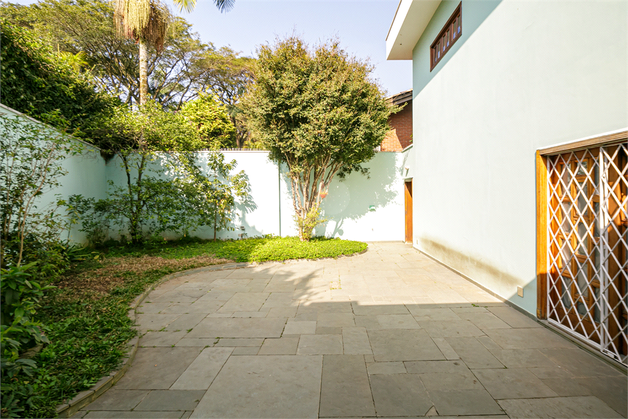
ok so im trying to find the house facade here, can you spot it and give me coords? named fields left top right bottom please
left=387, top=0, right=627, bottom=365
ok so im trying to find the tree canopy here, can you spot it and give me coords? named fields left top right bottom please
left=180, top=92, right=236, bottom=149
left=0, top=19, right=117, bottom=137
left=1, top=0, right=254, bottom=111
left=243, top=37, right=394, bottom=240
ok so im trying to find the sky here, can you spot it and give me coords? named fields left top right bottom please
left=14, top=0, right=413, bottom=96
left=164, top=0, right=413, bottom=96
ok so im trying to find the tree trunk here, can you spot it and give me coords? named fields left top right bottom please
left=213, top=205, right=217, bottom=241
left=139, top=39, right=148, bottom=106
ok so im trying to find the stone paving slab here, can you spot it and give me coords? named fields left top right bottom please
left=187, top=317, right=285, bottom=338
left=115, top=347, right=203, bottom=390
left=319, top=355, right=375, bottom=417
left=191, top=355, right=323, bottom=418
left=369, top=373, right=432, bottom=416
left=368, top=329, right=445, bottom=361
left=82, top=389, right=149, bottom=411
left=81, top=242, right=627, bottom=419
left=498, top=396, right=624, bottom=418
left=171, top=347, right=232, bottom=390
left=134, top=390, right=205, bottom=411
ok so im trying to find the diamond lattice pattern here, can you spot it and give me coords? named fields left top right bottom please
left=547, top=143, right=627, bottom=365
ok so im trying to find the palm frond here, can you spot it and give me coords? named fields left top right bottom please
left=114, top=0, right=170, bottom=52
left=172, top=0, right=234, bottom=13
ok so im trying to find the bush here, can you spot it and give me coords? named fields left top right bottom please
left=1, top=263, right=53, bottom=418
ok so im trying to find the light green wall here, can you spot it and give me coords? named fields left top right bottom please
left=409, top=0, right=628, bottom=314
left=0, top=105, right=107, bottom=244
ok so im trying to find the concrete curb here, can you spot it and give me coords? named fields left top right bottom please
left=55, top=247, right=368, bottom=417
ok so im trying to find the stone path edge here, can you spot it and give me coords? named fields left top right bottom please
left=54, top=247, right=369, bottom=417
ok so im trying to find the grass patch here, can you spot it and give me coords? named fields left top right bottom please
left=102, top=236, right=368, bottom=262
left=11, top=236, right=366, bottom=418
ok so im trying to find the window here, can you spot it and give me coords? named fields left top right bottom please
left=430, top=3, right=462, bottom=71
left=537, top=134, right=628, bottom=366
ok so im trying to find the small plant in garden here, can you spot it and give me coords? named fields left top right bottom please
left=294, top=207, right=327, bottom=242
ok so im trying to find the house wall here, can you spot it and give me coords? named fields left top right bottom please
left=410, top=0, right=628, bottom=314
left=382, top=102, right=413, bottom=151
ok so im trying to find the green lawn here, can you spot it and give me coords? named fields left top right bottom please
left=10, top=236, right=366, bottom=418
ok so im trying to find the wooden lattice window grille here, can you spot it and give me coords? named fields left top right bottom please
left=544, top=142, right=627, bottom=365
left=430, top=3, right=462, bottom=71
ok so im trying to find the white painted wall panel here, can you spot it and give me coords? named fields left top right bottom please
left=410, top=0, right=628, bottom=314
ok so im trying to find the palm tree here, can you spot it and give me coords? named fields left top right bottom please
left=114, top=0, right=170, bottom=106
left=173, top=0, right=234, bottom=13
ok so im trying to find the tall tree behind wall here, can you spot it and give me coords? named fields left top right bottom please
left=0, top=19, right=116, bottom=137
left=0, top=0, right=251, bottom=111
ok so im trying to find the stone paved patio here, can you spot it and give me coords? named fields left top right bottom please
left=74, top=242, right=627, bottom=418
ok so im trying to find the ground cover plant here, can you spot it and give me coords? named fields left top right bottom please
left=1, top=236, right=366, bottom=418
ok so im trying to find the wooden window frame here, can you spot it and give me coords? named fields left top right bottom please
left=430, top=2, right=462, bottom=71
left=536, top=130, right=628, bottom=321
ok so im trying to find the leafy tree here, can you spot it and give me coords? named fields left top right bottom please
left=243, top=37, right=395, bottom=240
left=201, top=47, right=255, bottom=147
left=0, top=20, right=117, bottom=138
left=170, top=152, right=250, bottom=241
left=83, top=101, right=203, bottom=243
left=180, top=92, right=236, bottom=148
left=1, top=0, right=254, bottom=112
left=113, top=0, right=170, bottom=106
left=0, top=112, right=80, bottom=272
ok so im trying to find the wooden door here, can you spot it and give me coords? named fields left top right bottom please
left=405, top=180, right=413, bottom=243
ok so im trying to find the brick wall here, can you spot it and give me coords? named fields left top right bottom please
left=381, top=101, right=412, bottom=152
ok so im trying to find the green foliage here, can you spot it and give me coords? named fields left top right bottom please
left=70, top=102, right=250, bottom=244
left=201, top=47, right=256, bottom=147
left=243, top=37, right=395, bottom=240
left=0, top=263, right=53, bottom=419
left=294, top=207, right=327, bottom=242
left=1, top=0, right=253, bottom=112
left=180, top=92, right=236, bottom=148
left=1, top=263, right=53, bottom=329
left=104, top=235, right=368, bottom=263
left=209, top=236, right=367, bottom=262
left=0, top=113, right=79, bottom=272
left=170, top=152, right=251, bottom=240
left=0, top=19, right=117, bottom=138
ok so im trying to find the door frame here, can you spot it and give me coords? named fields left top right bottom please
left=404, top=179, right=413, bottom=244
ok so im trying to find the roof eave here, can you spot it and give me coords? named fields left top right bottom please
left=386, top=0, right=442, bottom=61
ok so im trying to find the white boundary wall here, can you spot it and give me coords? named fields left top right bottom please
left=1, top=104, right=108, bottom=244
left=2, top=103, right=406, bottom=243
left=104, top=150, right=406, bottom=241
